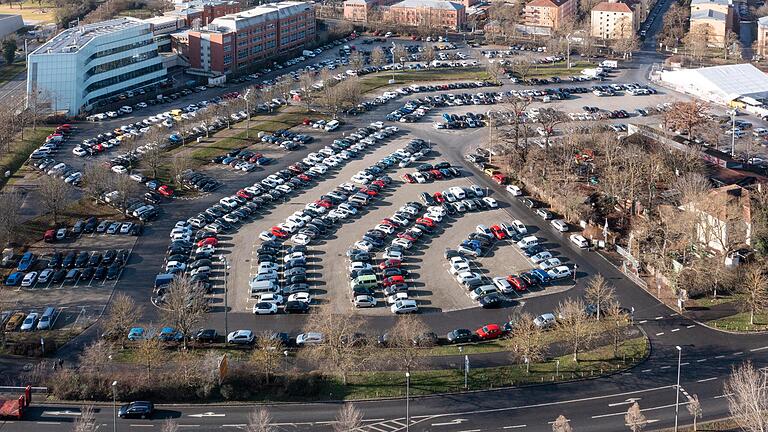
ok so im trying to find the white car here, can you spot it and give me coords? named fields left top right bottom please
left=227, top=330, right=255, bottom=344
left=482, top=197, right=498, bottom=208
left=296, top=332, right=324, bottom=346
left=283, top=252, right=306, bottom=263
left=258, top=293, right=285, bottom=305
left=252, top=302, right=279, bottom=315
left=165, top=261, right=186, bottom=272
left=354, top=240, right=374, bottom=252
left=21, top=271, right=38, bottom=287
left=349, top=262, right=373, bottom=273
left=470, top=285, right=497, bottom=300
left=111, top=165, right=128, bottom=174
left=391, top=299, right=418, bottom=314
left=375, top=224, right=396, bottom=235
left=72, top=147, right=88, bottom=157
left=539, top=258, right=562, bottom=270
left=259, top=231, right=277, bottom=242
left=506, top=185, right=523, bottom=196
left=450, top=262, right=471, bottom=275
left=531, top=251, right=554, bottom=264
left=38, top=268, right=54, bottom=284
left=492, top=276, right=513, bottom=294
left=391, top=238, right=412, bottom=249
left=196, top=245, right=215, bottom=255
left=353, top=295, right=377, bottom=308
left=547, top=266, right=572, bottom=279
left=291, top=234, right=311, bottom=245
left=288, top=292, right=311, bottom=303
left=387, top=292, right=409, bottom=304
left=383, top=249, right=404, bottom=260
left=512, top=220, right=527, bottom=235
left=570, top=234, right=590, bottom=248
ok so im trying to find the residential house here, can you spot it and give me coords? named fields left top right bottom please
left=590, top=0, right=636, bottom=39
left=383, top=0, right=466, bottom=30
left=523, top=0, right=577, bottom=31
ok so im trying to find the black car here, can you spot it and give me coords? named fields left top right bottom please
left=51, top=269, right=67, bottom=283
left=283, top=283, right=310, bottom=294
left=479, top=293, right=504, bottom=308
left=102, top=249, right=117, bottom=264
left=48, top=252, right=62, bottom=268
left=62, top=251, right=77, bottom=268
left=81, top=266, right=95, bottom=281
left=195, top=328, right=218, bottom=343
left=284, top=300, right=310, bottom=314
left=83, top=217, right=98, bottom=233
left=75, top=251, right=90, bottom=268
left=93, top=266, right=107, bottom=280
left=447, top=328, right=476, bottom=344
left=72, top=220, right=85, bottom=235
left=106, top=262, right=121, bottom=280
left=118, top=401, right=154, bottom=419
left=88, top=252, right=102, bottom=267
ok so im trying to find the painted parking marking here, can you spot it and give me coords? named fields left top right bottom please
left=697, top=377, right=717, bottom=383
left=655, top=332, right=664, bottom=336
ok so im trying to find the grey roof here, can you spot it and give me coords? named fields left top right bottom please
left=691, top=8, right=727, bottom=20
left=759, top=15, right=768, bottom=27
left=660, top=64, right=768, bottom=102
left=32, top=17, right=147, bottom=55
left=390, top=0, right=464, bottom=10
left=207, top=1, right=311, bottom=32
left=691, top=0, right=730, bottom=5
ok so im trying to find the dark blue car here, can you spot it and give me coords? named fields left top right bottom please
left=17, top=252, right=35, bottom=272
left=5, top=271, right=23, bottom=286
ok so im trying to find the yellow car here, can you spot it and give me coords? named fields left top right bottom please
left=5, top=312, right=25, bottom=331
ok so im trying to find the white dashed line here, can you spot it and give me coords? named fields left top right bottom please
left=715, top=355, right=725, bottom=359
left=686, top=325, right=696, bottom=328
left=734, top=352, right=744, bottom=356
left=750, top=346, right=768, bottom=352
left=671, top=329, right=680, bottom=332
left=696, top=359, right=707, bottom=362
left=639, top=320, right=648, bottom=324
left=641, top=369, right=652, bottom=373
left=655, top=316, right=664, bottom=320
left=655, top=332, right=664, bottom=336
left=680, top=362, right=690, bottom=366
left=503, top=426, right=527, bottom=429
left=697, top=377, right=717, bottom=383
left=660, top=366, right=671, bottom=369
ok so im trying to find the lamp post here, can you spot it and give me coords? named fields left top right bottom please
left=674, top=346, right=682, bottom=432
left=730, top=110, right=737, bottom=158
left=556, top=359, right=560, bottom=378
left=112, top=380, right=118, bottom=432
left=219, top=254, right=228, bottom=338
left=283, top=350, right=289, bottom=370
left=405, top=371, right=410, bottom=432
left=240, top=88, right=252, bottom=139
left=565, top=33, right=572, bottom=69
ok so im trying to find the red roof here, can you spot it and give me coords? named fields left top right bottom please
left=592, top=1, right=632, bottom=12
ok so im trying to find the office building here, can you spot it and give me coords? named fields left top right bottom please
left=26, top=17, right=167, bottom=115
left=384, top=0, right=466, bottom=30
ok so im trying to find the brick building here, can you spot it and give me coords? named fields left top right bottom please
left=523, top=0, right=576, bottom=31
left=166, top=0, right=241, bottom=27
left=343, top=0, right=376, bottom=22
left=383, top=0, right=466, bottom=30
left=184, top=1, right=315, bottom=75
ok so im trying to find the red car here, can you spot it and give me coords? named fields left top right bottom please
left=288, top=164, right=304, bottom=173
left=429, top=169, right=443, bottom=180
left=359, top=187, right=378, bottom=196
left=506, top=275, right=528, bottom=292
left=248, top=154, right=264, bottom=163
left=236, top=189, right=254, bottom=200
left=490, top=225, right=507, bottom=240
left=380, top=218, right=397, bottom=226
left=298, top=174, right=311, bottom=182
left=397, top=232, right=417, bottom=242
left=415, top=218, right=435, bottom=227
left=382, top=275, right=405, bottom=287
left=475, top=324, right=503, bottom=340
left=197, top=237, right=218, bottom=247
left=271, top=227, right=289, bottom=238
left=315, top=199, right=332, bottom=208
left=379, top=259, right=401, bottom=270
left=157, top=185, right=174, bottom=197
left=371, top=180, right=386, bottom=188
left=401, top=174, right=415, bottom=183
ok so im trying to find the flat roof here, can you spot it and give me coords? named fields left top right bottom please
left=390, top=0, right=464, bottom=10
left=206, top=1, right=310, bottom=32
left=33, top=17, right=146, bottom=55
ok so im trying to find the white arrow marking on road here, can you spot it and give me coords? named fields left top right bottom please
left=608, top=398, right=641, bottom=407
left=188, top=412, right=226, bottom=418
left=43, top=410, right=82, bottom=416
left=431, top=419, right=468, bottom=426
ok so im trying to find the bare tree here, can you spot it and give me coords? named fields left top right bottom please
left=348, top=51, right=364, bottom=72
left=625, top=402, right=647, bottom=432
left=422, top=46, right=436, bottom=67
left=0, top=285, right=11, bottom=348
left=249, top=331, right=284, bottom=384
left=333, top=403, right=363, bottom=432
left=113, top=173, right=140, bottom=212
left=392, top=44, right=407, bottom=67
left=552, top=414, right=573, bottom=432
left=38, top=175, right=68, bottom=224
left=370, top=46, right=386, bottom=68
left=161, top=275, right=208, bottom=350
left=556, top=298, right=596, bottom=362
left=274, top=75, right=294, bottom=103
left=725, top=361, right=768, bottom=432
left=73, top=405, right=97, bottom=432
left=386, top=314, right=432, bottom=373
left=104, top=293, right=141, bottom=349
left=170, top=155, right=190, bottom=187
left=741, top=264, right=768, bottom=326
left=510, top=56, right=534, bottom=82
left=486, top=60, right=504, bottom=85
left=0, top=191, right=23, bottom=245
left=665, top=101, right=709, bottom=138
left=79, top=339, right=114, bottom=378
left=302, top=308, right=371, bottom=385
left=162, top=419, right=180, bottom=432
left=246, top=407, right=274, bottom=432
left=82, top=163, right=112, bottom=203
left=687, top=394, right=702, bottom=431
left=584, top=274, right=615, bottom=321
left=136, top=328, right=163, bottom=379
left=510, top=312, right=546, bottom=372
left=298, top=71, right=316, bottom=112
left=603, top=302, right=629, bottom=357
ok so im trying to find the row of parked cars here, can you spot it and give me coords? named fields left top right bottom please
left=28, top=124, right=73, bottom=161
left=400, top=162, right=461, bottom=183
left=250, top=243, right=313, bottom=315
left=2, top=307, right=57, bottom=332
left=5, top=248, right=129, bottom=287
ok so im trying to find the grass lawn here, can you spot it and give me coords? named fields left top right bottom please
left=359, top=68, right=489, bottom=94
left=0, top=126, right=55, bottom=190
left=336, top=337, right=648, bottom=400
left=524, top=61, right=593, bottom=79
left=686, top=293, right=738, bottom=309
left=709, top=312, right=768, bottom=332
left=657, top=418, right=739, bottom=431
left=0, top=62, right=26, bottom=85
left=0, top=0, right=56, bottom=23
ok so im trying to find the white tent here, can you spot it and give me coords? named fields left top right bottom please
left=659, top=63, right=768, bottom=105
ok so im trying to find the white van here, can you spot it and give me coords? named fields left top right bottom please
left=249, top=280, right=278, bottom=297
left=449, top=186, right=466, bottom=199
left=570, top=234, right=590, bottom=248
left=324, top=120, right=340, bottom=131
left=551, top=219, right=569, bottom=232
left=516, top=236, right=539, bottom=249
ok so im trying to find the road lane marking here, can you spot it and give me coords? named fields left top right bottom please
left=660, top=366, right=671, bottom=369
left=671, top=329, right=680, bottom=332
left=734, top=352, right=744, bottom=356
left=592, top=402, right=690, bottom=419
left=680, top=362, right=690, bottom=366
left=655, top=316, right=663, bottom=320
left=129, top=425, right=154, bottom=427
left=655, top=332, right=664, bottom=336
left=641, top=369, right=652, bottom=373
left=697, top=377, right=717, bottom=383
left=687, top=325, right=696, bottom=328
left=751, top=346, right=768, bottom=352
left=503, top=426, right=527, bottom=429
left=697, top=359, right=707, bottom=362
left=37, top=422, right=61, bottom=425
left=715, top=355, right=725, bottom=359
left=638, top=320, right=647, bottom=324
left=714, top=393, right=733, bottom=399
left=456, top=430, right=480, bottom=432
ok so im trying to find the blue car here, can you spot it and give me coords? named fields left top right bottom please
left=5, top=272, right=23, bottom=286
left=17, top=252, right=35, bottom=272
left=168, top=133, right=183, bottom=144
left=529, top=269, right=551, bottom=285
left=158, top=327, right=183, bottom=342
left=127, top=327, right=146, bottom=341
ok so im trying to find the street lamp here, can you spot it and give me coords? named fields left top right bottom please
left=405, top=371, right=410, bottom=432
left=674, top=346, right=682, bottom=432
left=240, top=88, right=252, bottom=139
left=556, top=359, right=560, bottom=378
left=218, top=254, right=229, bottom=338
left=283, top=350, right=289, bottom=370
left=112, top=380, right=118, bottom=432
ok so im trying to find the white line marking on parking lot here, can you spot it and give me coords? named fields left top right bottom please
left=638, top=320, right=647, bottom=324
left=660, top=366, right=671, bottom=370
left=671, top=328, right=680, bottom=332
left=686, top=325, right=696, bottom=328
left=696, top=359, right=707, bottom=362
left=641, top=369, right=652, bottom=373
left=715, top=355, right=725, bottom=359
left=655, top=316, right=663, bottom=320
left=503, top=425, right=526, bottom=429
left=734, top=352, right=744, bottom=356
left=697, top=377, right=717, bottom=383
left=655, top=332, right=664, bottom=336
left=750, top=346, right=768, bottom=352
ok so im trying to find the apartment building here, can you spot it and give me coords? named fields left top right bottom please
left=384, top=0, right=466, bottom=30
left=343, top=0, right=376, bottom=22
left=26, top=17, right=167, bottom=115
left=166, top=0, right=241, bottom=27
left=689, top=0, right=734, bottom=46
left=184, top=1, right=315, bottom=75
left=590, top=0, right=636, bottom=39
left=757, top=16, right=768, bottom=56
left=523, top=0, right=577, bottom=31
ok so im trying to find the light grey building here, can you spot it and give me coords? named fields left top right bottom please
left=0, top=14, right=23, bottom=39
left=26, top=17, right=167, bottom=115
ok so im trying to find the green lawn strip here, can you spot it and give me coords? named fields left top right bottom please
left=0, top=62, right=26, bottom=84
left=359, top=69, right=489, bottom=94
left=341, top=337, right=648, bottom=399
left=0, top=126, right=56, bottom=190
left=686, top=294, right=738, bottom=309
left=525, top=61, right=592, bottom=79
left=708, top=312, right=768, bottom=332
